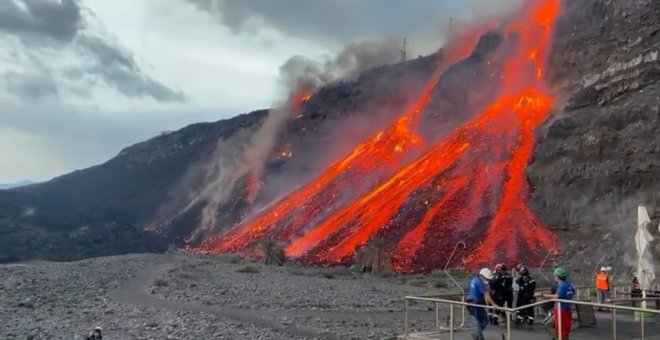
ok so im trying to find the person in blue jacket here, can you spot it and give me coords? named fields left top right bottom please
left=467, top=268, right=497, bottom=340
left=539, top=266, right=574, bottom=339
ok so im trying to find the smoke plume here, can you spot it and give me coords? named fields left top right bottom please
left=279, top=39, right=401, bottom=92
left=159, top=39, right=403, bottom=240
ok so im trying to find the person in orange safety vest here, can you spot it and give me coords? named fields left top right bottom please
left=596, top=267, right=610, bottom=310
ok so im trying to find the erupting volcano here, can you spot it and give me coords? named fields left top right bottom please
left=198, top=0, right=562, bottom=272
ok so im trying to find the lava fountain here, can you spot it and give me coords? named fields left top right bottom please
left=198, top=0, right=562, bottom=272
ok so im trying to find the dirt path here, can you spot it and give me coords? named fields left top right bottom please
left=110, top=255, right=437, bottom=339
left=110, top=255, right=342, bottom=339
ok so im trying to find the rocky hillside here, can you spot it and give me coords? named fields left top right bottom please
left=0, top=55, right=439, bottom=263
left=530, top=0, right=660, bottom=269
left=0, top=0, right=658, bottom=269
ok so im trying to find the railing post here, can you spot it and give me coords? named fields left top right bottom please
left=557, top=302, right=563, bottom=340
left=404, top=298, right=409, bottom=335
left=612, top=308, right=617, bottom=340
left=435, top=301, right=439, bottom=331
left=461, top=295, right=465, bottom=327
left=449, top=304, right=454, bottom=340
left=641, top=305, right=645, bottom=340
left=505, top=308, right=511, bottom=340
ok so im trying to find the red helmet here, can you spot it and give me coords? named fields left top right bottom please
left=495, top=263, right=503, bottom=272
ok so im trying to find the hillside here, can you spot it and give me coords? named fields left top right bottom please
left=0, top=55, right=439, bottom=262
left=0, top=0, right=658, bottom=270
left=530, top=0, right=660, bottom=268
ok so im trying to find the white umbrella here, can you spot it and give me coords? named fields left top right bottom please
left=636, top=205, right=656, bottom=310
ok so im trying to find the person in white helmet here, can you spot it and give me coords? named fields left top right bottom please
left=596, top=266, right=610, bottom=310
left=467, top=268, right=497, bottom=340
left=85, top=327, right=102, bottom=340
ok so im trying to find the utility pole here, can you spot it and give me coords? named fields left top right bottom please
left=449, top=17, right=454, bottom=36
left=400, top=37, right=407, bottom=62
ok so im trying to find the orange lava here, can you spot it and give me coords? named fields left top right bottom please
left=198, top=28, right=483, bottom=255
left=198, top=0, right=562, bottom=271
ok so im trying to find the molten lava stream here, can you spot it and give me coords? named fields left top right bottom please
left=201, top=0, right=562, bottom=271
left=197, top=28, right=486, bottom=254
left=292, top=0, right=562, bottom=269
left=297, top=89, right=555, bottom=269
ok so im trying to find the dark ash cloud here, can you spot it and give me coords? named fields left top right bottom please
left=0, top=0, right=187, bottom=103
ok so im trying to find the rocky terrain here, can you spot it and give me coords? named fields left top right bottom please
left=531, top=0, right=660, bottom=271
left=0, top=254, right=451, bottom=339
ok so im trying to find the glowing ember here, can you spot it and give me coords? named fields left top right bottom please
left=198, top=0, right=562, bottom=272
left=292, top=91, right=313, bottom=112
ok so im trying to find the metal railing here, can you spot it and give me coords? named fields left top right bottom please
left=572, top=284, right=660, bottom=301
left=443, top=241, right=466, bottom=291
left=403, top=295, right=660, bottom=340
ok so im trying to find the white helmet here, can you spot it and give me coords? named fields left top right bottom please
left=600, top=267, right=607, bottom=272
left=479, top=268, right=493, bottom=280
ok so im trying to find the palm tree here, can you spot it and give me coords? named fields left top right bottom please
left=255, top=239, right=286, bottom=266
left=355, top=237, right=393, bottom=274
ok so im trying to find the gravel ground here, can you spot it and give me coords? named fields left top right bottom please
left=0, top=253, right=454, bottom=339
left=0, top=254, right=318, bottom=339
left=153, top=255, right=436, bottom=312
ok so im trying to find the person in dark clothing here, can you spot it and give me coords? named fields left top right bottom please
left=631, top=272, right=642, bottom=307
left=515, top=266, right=537, bottom=325
left=489, top=263, right=514, bottom=325
left=85, top=327, right=102, bottom=340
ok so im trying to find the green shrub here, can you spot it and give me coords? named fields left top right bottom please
left=152, top=278, right=169, bottom=287
left=236, top=265, right=260, bottom=274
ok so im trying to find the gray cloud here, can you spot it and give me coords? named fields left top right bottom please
left=0, top=0, right=186, bottom=103
left=0, top=0, right=81, bottom=42
left=74, top=35, right=187, bottom=102
left=187, top=0, right=523, bottom=53
left=3, top=71, right=58, bottom=99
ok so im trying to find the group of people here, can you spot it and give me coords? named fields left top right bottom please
left=485, top=263, right=537, bottom=326
left=596, top=266, right=646, bottom=307
left=467, top=264, right=574, bottom=340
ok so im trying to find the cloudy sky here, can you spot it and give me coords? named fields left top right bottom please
left=0, top=0, right=522, bottom=184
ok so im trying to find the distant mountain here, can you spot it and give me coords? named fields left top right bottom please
left=0, top=181, right=34, bottom=190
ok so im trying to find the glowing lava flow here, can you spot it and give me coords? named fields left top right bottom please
left=198, top=31, right=483, bottom=254
left=199, top=0, right=562, bottom=271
